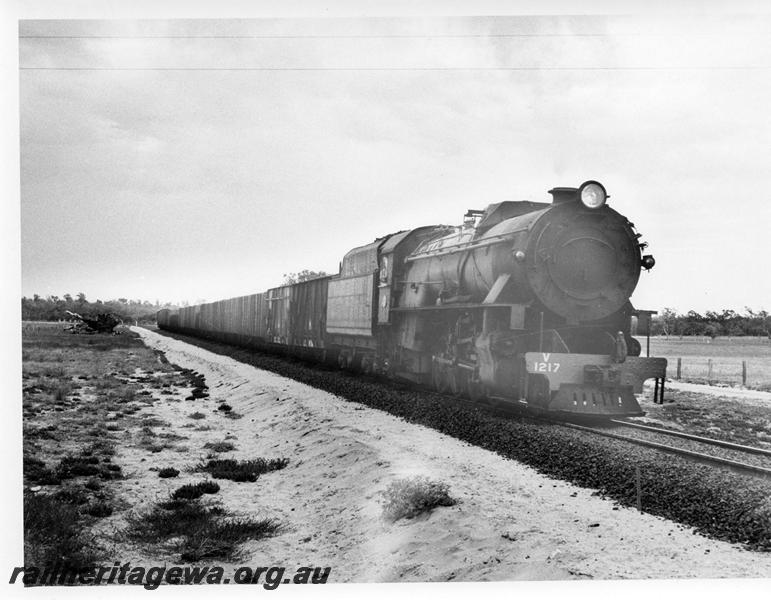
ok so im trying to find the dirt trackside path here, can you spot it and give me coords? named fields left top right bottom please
left=133, top=327, right=771, bottom=582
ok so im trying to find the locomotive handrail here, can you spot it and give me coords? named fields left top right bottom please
left=405, top=230, right=526, bottom=262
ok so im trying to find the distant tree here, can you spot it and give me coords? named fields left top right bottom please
left=282, top=270, right=328, bottom=285
left=660, top=307, right=678, bottom=337
left=21, top=293, right=178, bottom=324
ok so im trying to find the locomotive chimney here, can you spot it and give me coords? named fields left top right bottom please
left=547, top=187, right=579, bottom=204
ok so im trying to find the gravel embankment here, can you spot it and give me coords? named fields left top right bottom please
left=151, top=329, right=771, bottom=551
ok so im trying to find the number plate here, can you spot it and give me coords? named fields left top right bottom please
left=532, top=353, right=560, bottom=373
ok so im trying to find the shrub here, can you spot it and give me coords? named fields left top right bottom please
left=381, top=476, right=456, bottom=521
left=188, top=412, right=206, bottom=420
left=24, top=493, right=102, bottom=577
left=179, top=518, right=280, bottom=562
left=217, top=403, right=232, bottom=413
left=172, top=481, right=220, bottom=500
left=203, top=441, right=235, bottom=453
left=24, top=456, right=61, bottom=484
left=53, top=385, right=71, bottom=404
left=125, top=500, right=278, bottom=562
left=127, top=501, right=219, bottom=542
left=52, top=486, right=90, bottom=505
left=197, top=458, right=289, bottom=482
left=158, top=467, right=180, bottom=478
left=56, top=455, right=100, bottom=479
left=83, top=500, right=113, bottom=518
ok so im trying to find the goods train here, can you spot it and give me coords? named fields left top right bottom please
left=158, top=180, right=666, bottom=417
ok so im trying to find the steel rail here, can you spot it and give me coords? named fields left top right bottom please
left=561, top=422, right=771, bottom=478
left=609, top=419, right=771, bottom=457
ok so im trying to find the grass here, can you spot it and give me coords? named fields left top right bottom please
left=24, top=493, right=103, bottom=578
left=127, top=500, right=222, bottom=541
left=197, top=458, right=289, bottom=482
left=23, top=324, right=288, bottom=571
left=178, top=518, right=280, bottom=562
left=21, top=323, right=187, bottom=579
left=171, top=481, right=221, bottom=500
left=639, top=335, right=771, bottom=388
left=381, top=476, right=456, bottom=521
left=203, top=441, right=236, bottom=453
left=83, top=500, right=114, bottom=518
left=125, top=499, right=279, bottom=562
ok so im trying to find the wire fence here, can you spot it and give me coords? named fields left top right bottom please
left=668, top=357, right=770, bottom=389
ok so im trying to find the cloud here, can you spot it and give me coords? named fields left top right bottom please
left=18, top=15, right=771, bottom=310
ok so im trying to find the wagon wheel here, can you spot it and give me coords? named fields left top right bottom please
left=432, top=362, right=450, bottom=394
left=466, top=377, right=487, bottom=403
left=361, top=357, right=373, bottom=375
left=449, top=368, right=465, bottom=397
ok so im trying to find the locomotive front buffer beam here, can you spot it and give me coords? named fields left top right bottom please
left=523, top=352, right=667, bottom=417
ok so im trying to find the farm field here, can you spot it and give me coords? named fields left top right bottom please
left=636, top=336, right=771, bottom=390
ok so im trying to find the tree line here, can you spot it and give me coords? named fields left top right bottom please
left=21, top=294, right=770, bottom=338
left=650, top=308, right=771, bottom=338
left=21, top=294, right=177, bottom=325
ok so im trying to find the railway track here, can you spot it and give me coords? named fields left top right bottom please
left=388, top=382, right=771, bottom=479
left=560, top=419, right=771, bottom=478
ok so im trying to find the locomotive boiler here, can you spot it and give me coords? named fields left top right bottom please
left=158, top=180, right=666, bottom=418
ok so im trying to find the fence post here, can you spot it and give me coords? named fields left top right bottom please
left=742, top=361, right=747, bottom=386
left=708, top=358, right=713, bottom=382
left=676, top=357, right=682, bottom=380
left=636, top=466, right=642, bottom=512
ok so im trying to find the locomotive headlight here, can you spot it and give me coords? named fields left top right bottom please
left=579, top=180, right=607, bottom=209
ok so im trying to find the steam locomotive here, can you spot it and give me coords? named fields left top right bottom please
left=158, top=180, right=666, bottom=417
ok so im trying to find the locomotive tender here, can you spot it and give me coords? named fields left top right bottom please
left=158, top=180, right=666, bottom=417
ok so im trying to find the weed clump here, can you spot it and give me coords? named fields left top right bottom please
left=203, top=441, right=235, bottom=453
left=56, top=455, right=100, bottom=478
left=381, top=476, right=456, bottom=522
left=53, top=384, right=71, bottom=404
left=24, top=493, right=102, bottom=578
left=197, top=458, right=289, bottom=482
left=172, top=481, right=220, bottom=500
left=24, top=456, right=61, bottom=485
left=127, top=501, right=221, bottom=541
left=125, top=498, right=278, bottom=562
left=179, top=518, right=280, bottom=562
left=83, top=500, right=113, bottom=518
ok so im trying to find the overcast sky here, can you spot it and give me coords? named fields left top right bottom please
left=15, top=9, right=771, bottom=313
